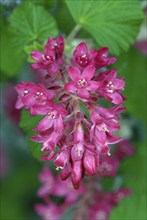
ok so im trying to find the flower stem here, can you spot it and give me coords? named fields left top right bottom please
left=66, top=24, right=81, bottom=43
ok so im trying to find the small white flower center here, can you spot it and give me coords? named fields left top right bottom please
left=42, top=54, right=54, bottom=63
left=107, top=81, right=117, bottom=93
left=78, top=79, right=87, bottom=87
left=79, top=54, right=88, bottom=65
left=23, top=90, right=29, bottom=95
left=47, top=112, right=56, bottom=119
left=35, top=91, right=43, bottom=100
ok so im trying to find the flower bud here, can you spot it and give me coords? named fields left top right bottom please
left=71, top=160, right=82, bottom=189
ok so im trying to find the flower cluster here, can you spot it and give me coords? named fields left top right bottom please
left=15, top=36, right=126, bottom=189
left=35, top=139, right=135, bottom=220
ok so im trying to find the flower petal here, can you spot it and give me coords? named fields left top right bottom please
left=64, top=82, right=77, bottom=93
left=77, top=89, right=90, bottom=99
left=114, top=78, right=125, bottom=90
left=82, top=65, right=95, bottom=81
left=31, top=63, right=43, bottom=70
left=68, top=66, right=81, bottom=81
left=54, top=117, right=64, bottom=132
left=37, top=116, right=54, bottom=132
left=87, top=81, right=99, bottom=91
left=111, top=92, right=124, bottom=104
left=30, top=50, right=44, bottom=62
left=74, top=42, right=87, bottom=56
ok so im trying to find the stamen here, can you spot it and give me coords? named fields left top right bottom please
left=24, top=90, right=28, bottom=95
left=78, top=79, right=87, bottom=87
left=47, top=112, right=56, bottom=119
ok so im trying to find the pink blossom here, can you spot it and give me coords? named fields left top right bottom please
left=37, top=166, right=55, bottom=197
left=73, top=42, right=97, bottom=69
left=37, top=166, right=84, bottom=204
left=89, top=203, right=112, bottom=220
left=95, top=47, right=116, bottom=69
left=34, top=104, right=67, bottom=132
left=109, top=189, right=132, bottom=206
left=15, top=36, right=128, bottom=190
left=35, top=202, right=63, bottom=220
left=15, top=82, right=55, bottom=115
left=64, top=65, right=99, bottom=99
left=115, top=140, right=136, bottom=160
left=31, top=36, right=64, bottom=74
left=46, top=36, right=64, bottom=61
left=97, top=155, right=120, bottom=177
left=96, top=69, right=126, bottom=104
left=90, top=105, right=125, bottom=155
left=54, top=146, right=71, bottom=169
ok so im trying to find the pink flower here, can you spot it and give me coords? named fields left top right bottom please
left=109, top=189, right=132, bottom=206
left=90, top=105, right=125, bottom=155
left=15, top=36, right=128, bottom=189
left=96, top=69, right=126, bottom=104
left=115, top=140, right=136, bottom=160
left=37, top=166, right=85, bottom=205
left=64, top=65, right=99, bottom=99
left=35, top=104, right=67, bottom=132
left=95, top=47, right=116, bottom=69
left=15, top=82, right=55, bottom=115
left=90, top=203, right=112, bottom=220
left=35, top=202, right=63, bottom=220
left=37, top=166, right=55, bottom=197
left=31, top=36, right=64, bottom=74
left=46, top=36, right=64, bottom=61
left=73, top=42, right=97, bottom=68
left=32, top=131, right=60, bottom=160
left=54, top=146, right=71, bottom=169
left=97, top=155, right=120, bottom=177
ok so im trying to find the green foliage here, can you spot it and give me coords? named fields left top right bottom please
left=24, top=0, right=57, bottom=8
left=110, top=143, right=146, bottom=219
left=0, top=2, right=58, bottom=79
left=114, top=47, right=146, bottom=122
left=8, top=2, right=58, bottom=54
left=19, top=110, right=44, bottom=160
left=55, top=0, right=75, bottom=34
left=0, top=25, right=24, bottom=79
left=0, top=161, right=41, bottom=220
left=65, top=0, right=144, bottom=55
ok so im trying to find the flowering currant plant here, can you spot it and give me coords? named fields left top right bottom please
left=15, top=35, right=135, bottom=219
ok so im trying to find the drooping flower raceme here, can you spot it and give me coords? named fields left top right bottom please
left=15, top=36, right=126, bottom=189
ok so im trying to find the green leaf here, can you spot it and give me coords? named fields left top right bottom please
left=65, top=0, right=144, bottom=55
left=0, top=24, right=23, bottom=79
left=19, top=110, right=44, bottom=160
left=8, top=2, right=58, bottom=54
left=114, top=47, right=146, bottom=122
left=110, top=143, right=146, bottom=219
left=24, top=41, right=44, bottom=63
left=79, top=103, right=89, bottom=119
left=55, top=0, right=75, bottom=34
left=24, top=0, right=57, bottom=8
